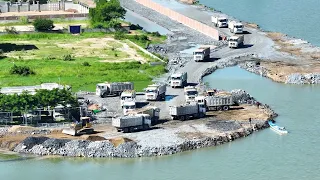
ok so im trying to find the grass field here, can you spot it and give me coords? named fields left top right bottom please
left=0, top=32, right=167, bottom=92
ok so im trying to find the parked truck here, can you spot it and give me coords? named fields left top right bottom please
left=120, top=90, right=136, bottom=107
left=228, top=21, right=244, bottom=34
left=127, top=106, right=160, bottom=125
left=193, top=47, right=210, bottom=62
left=145, top=84, right=166, bottom=101
left=112, top=114, right=151, bottom=133
left=195, top=93, right=235, bottom=111
left=228, top=35, right=244, bottom=48
left=169, top=103, right=206, bottom=121
left=122, top=100, right=136, bottom=115
left=211, top=16, right=228, bottom=28
left=170, top=72, right=188, bottom=88
left=184, top=86, right=198, bottom=103
left=96, top=82, right=134, bottom=98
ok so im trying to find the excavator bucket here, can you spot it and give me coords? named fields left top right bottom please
left=62, top=128, right=77, bottom=136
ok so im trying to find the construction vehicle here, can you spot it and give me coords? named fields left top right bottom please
left=184, top=86, right=198, bottom=103
left=228, top=21, right=244, bottom=34
left=145, top=84, right=166, bottom=101
left=195, top=91, right=235, bottom=111
left=112, top=114, right=151, bottom=133
left=0, top=83, right=70, bottom=95
left=62, top=117, right=93, bottom=136
left=120, top=90, right=136, bottom=107
left=211, top=16, right=228, bottom=28
left=169, top=103, right=206, bottom=121
left=193, top=47, right=210, bottom=62
left=170, top=72, right=188, bottom=88
left=96, top=82, right=134, bottom=98
left=127, top=106, right=160, bottom=125
left=228, top=35, right=244, bottom=48
left=122, top=100, right=136, bottom=115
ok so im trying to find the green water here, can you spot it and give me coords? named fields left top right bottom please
left=1, top=67, right=320, bottom=179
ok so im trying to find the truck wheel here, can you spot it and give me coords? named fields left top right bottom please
left=143, top=124, right=150, bottom=130
left=129, top=127, right=134, bottom=133
left=102, top=93, right=108, bottom=98
left=194, top=113, right=199, bottom=119
left=223, top=106, right=229, bottom=111
left=217, top=106, right=222, bottom=111
left=180, top=116, right=185, bottom=121
left=185, top=115, right=190, bottom=120
left=123, top=128, right=129, bottom=133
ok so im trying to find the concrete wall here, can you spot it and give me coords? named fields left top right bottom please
left=65, top=3, right=89, bottom=13
left=0, top=13, right=88, bottom=21
left=135, top=0, right=219, bottom=40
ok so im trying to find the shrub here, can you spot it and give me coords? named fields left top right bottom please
left=114, top=52, right=118, bottom=57
left=114, top=31, right=125, bottom=40
left=33, top=18, right=54, bottom=32
left=62, top=54, right=73, bottom=61
left=10, top=65, right=35, bottom=76
left=4, top=27, right=18, bottom=34
left=139, top=35, right=148, bottom=41
left=19, top=16, right=29, bottom=24
left=82, top=61, right=90, bottom=66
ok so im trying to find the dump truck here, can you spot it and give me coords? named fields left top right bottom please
left=96, top=82, right=134, bottom=98
left=122, top=100, right=136, bottom=115
left=120, top=90, right=136, bottom=107
left=211, top=16, right=228, bottom=28
left=169, top=103, right=206, bottom=121
left=228, top=35, right=244, bottom=48
left=184, top=86, right=198, bottom=103
left=127, top=106, right=160, bottom=125
left=228, top=21, right=244, bottom=34
left=145, top=84, right=166, bottom=101
left=170, top=72, right=188, bottom=88
left=196, top=92, right=235, bottom=111
left=112, top=114, right=151, bottom=133
left=62, top=117, right=93, bottom=136
left=193, top=47, right=210, bottom=62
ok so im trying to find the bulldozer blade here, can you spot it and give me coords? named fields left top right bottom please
left=62, top=128, right=77, bottom=136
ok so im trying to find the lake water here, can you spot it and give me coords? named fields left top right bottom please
left=199, top=0, right=320, bottom=46
left=2, top=67, right=320, bottom=180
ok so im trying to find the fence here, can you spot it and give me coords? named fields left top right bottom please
left=135, top=0, right=220, bottom=40
left=0, top=13, right=88, bottom=21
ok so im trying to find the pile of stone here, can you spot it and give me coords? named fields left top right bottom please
left=286, top=73, right=320, bottom=84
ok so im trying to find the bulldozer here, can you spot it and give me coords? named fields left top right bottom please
left=62, top=117, right=94, bottom=136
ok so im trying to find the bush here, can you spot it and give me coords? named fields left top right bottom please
left=62, top=54, right=73, bottom=61
left=33, top=18, right=54, bottom=32
left=139, top=35, right=148, bottom=41
left=82, top=61, right=90, bottom=66
left=19, top=16, right=29, bottom=24
left=10, top=64, right=35, bottom=76
left=4, top=27, right=18, bottom=34
left=114, top=31, right=125, bottom=40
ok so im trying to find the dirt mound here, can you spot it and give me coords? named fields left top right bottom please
left=108, top=137, right=133, bottom=147
left=8, top=126, right=37, bottom=133
left=85, top=135, right=106, bottom=141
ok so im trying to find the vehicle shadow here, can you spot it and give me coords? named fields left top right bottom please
left=241, top=44, right=254, bottom=49
left=229, top=107, right=245, bottom=110
left=136, top=101, right=149, bottom=108
left=186, top=83, right=198, bottom=86
left=0, top=43, right=38, bottom=52
left=197, top=57, right=220, bottom=62
left=242, top=31, right=251, bottom=34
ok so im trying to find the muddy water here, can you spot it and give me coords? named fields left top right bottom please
left=199, top=0, right=320, bottom=46
left=2, top=67, right=320, bottom=180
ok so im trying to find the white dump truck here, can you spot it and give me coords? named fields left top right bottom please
left=228, top=35, right=244, bottom=48
left=169, top=103, right=206, bottom=121
left=228, top=21, right=244, bottom=34
left=122, top=100, right=136, bottom=115
left=170, top=72, right=188, bottom=88
left=211, top=16, right=228, bottom=28
left=196, top=93, right=235, bottom=111
left=193, top=47, right=210, bottom=62
left=145, top=84, right=166, bottom=101
left=127, top=106, right=160, bottom=125
left=96, top=82, right=134, bottom=98
left=184, top=86, right=198, bottom=103
left=112, top=114, right=151, bottom=133
left=120, top=90, right=136, bottom=107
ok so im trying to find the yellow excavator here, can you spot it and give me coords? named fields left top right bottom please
left=62, top=117, right=94, bottom=136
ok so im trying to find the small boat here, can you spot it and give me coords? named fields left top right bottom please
left=268, top=120, right=288, bottom=135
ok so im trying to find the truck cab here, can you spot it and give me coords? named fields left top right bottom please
left=228, top=35, right=244, bottom=48
left=170, top=72, right=187, bottom=88
left=96, top=83, right=108, bottom=97
left=145, top=84, right=160, bottom=100
left=184, top=86, right=198, bottom=103
left=193, top=47, right=210, bottom=62
left=229, top=21, right=244, bottom=34
left=122, top=100, right=136, bottom=115
left=212, top=16, right=228, bottom=28
left=120, top=90, right=136, bottom=107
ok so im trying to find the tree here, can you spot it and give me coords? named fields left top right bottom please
left=89, top=0, right=126, bottom=28
left=33, top=18, right=54, bottom=32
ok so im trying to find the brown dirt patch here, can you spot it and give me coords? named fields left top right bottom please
left=108, top=137, right=133, bottom=147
